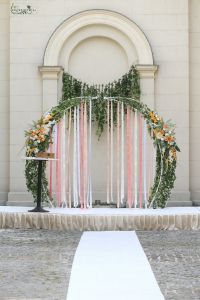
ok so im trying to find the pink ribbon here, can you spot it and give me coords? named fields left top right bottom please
left=67, top=109, right=72, bottom=208
left=117, top=101, right=120, bottom=208
left=107, top=101, right=110, bottom=204
left=49, top=131, right=53, bottom=200
left=148, top=131, right=153, bottom=200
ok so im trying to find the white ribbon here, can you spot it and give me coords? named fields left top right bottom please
left=120, top=101, right=124, bottom=205
left=61, top=114, right=67, bottom=207
left=143, top=121, right=147, bottom=208
left=134, top=110, right=138, bottom=208
left=73, top=107, right=78, bottom=207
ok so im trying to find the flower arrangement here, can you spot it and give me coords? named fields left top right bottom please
left=145, top=110, right=180, bottom=207
left=25, top=113, right=55, bottom=156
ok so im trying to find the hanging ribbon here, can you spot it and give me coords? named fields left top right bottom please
left=148, top=130, right=154, bottom=202
left=80, top=101, right=84, bottom=209
left=120, top=101, right=124, bottom=205
left=49, top=130, right=53, bottom=201
left=131, top=110, right=135, bottom=207
left=126, top=106, right=132, bottom=208
left=84, top=101, right=88, bottom=208
left=77, top=105, right=80, bottom=206
left=61, top=115, right=67, bottom=207
left=107, top=100, right=110, bottom=204
left=73, top=107, right=78, bottom=208
left=143, top=121, right=147, bottom=208
left=88, top=98, right=92, bottom=208
left=110, top=99, right=113, bottom=203
left=134, top=110, right=138, bottom=208
left=56, top=122, right=61, bottom=207
left=67, top=109, right=72, bottom=208
left=139, top=114, right=143, bottom=208
left=117, top=101, right=120, bottom=208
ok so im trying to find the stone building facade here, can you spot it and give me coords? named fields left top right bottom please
left=0, top=0, right=199, bottom=206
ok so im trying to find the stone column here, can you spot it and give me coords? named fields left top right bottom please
left=136, top=65, right=158, bottom=109
left=39, top=66, right=64, bottom=112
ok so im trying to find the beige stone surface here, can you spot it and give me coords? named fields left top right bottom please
left=189, top=0, right=200, bottom=200
left=0, top=0, right=9, bottom=204
left=0, top=0, right=198, bottom=205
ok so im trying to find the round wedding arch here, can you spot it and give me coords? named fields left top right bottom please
left=25, top=66, right=179, bottom=209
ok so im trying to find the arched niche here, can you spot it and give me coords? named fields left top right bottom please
left=39, top=10, right=158, bottom=111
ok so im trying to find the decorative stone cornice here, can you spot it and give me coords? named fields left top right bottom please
left=38, top=66, right=64, bottom=79
left=136, top=64, right=158, bottom=78
left=43, top=10, right=153, bottom=66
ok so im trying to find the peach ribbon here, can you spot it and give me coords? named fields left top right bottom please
left=49, top=131, right=53, bottom=201
left=117, top=101, right=120, bottom=208
left=107, top=100, right=110, bottom=204
left=67, top=109, right=72, bottom=208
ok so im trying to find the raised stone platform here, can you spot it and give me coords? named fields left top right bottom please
left=0, top=207, right=200, bottom=231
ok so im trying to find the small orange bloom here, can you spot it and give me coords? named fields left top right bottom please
left=164, top=136, right=174, bottom=143
left=170, top=148, right=176, bottom=160
left=149, top=112, right=157, bottom=123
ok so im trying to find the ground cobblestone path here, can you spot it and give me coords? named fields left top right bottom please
left=0, top=229, right=200, bottom=300
left=137, top=231, right=200, bottom=300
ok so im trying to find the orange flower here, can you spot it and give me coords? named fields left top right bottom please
left=27, top=148, right=36, bottom=154
left=39, top=127, right=45, bottom=133
left=38, top=135, right=45, bottom=142
left=43, top=115, right=52, bottom=124
left=149, top=112, right=157, bottom=123
left=170, top=148, right=176, bottom=160
left=154, top=129, right=164, bottom=139
left=164, top=136, right=174, bottom=143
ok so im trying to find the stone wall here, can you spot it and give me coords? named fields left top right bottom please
left=0, top=0, right=9, bottom=205
left=0, top=0, right=196, bottom=205
left=189, top=0, right=200, bottom=204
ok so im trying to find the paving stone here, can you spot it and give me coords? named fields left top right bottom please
left=0, top=230, right=200, bottom=299
left=137, top=230, right=200, bottom=300
left=0, top=229, right=81, bottom=300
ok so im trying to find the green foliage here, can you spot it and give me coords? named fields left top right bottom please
left=25, top=160, right=49, bottom=202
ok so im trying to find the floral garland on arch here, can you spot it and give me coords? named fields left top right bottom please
left=25, top=97, right=180, bottom=208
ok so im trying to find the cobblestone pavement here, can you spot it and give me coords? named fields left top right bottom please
left=0, top=230, right=200, bottom=300
left=0, top=230, right=81, bottom=300
left=137, top=231, right=200, bottom=300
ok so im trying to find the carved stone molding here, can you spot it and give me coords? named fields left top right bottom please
left=136, top=64, right=158, bottom=78
left=39, top=66, right=64, bottom=79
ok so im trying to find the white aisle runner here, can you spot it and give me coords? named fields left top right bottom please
left=66, top=231, right=164, bottom=300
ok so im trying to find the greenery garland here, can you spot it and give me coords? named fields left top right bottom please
left=24, top=66, right=180, bottom=208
